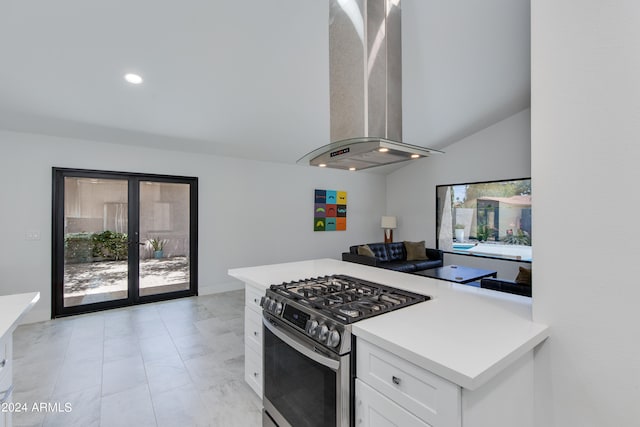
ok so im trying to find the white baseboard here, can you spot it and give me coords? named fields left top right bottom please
left=198, top=280, right=244, bottom=296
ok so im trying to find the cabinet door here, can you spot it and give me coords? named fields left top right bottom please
left=0, top=333, right=11, bottom=427
left=357, top=339, right=460, bottom=426
left=245, top=307, right=263, bottom=354
left=245, top=284, right=265, bottom=314
left=356, top=379, right=429, bottom=427
left=245, top=346, right=263, bottom=397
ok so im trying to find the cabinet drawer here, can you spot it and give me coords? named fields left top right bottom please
left=245, top=284, right=265, bottom=314
left=356, top=379, right=429, bottom=427
left=357, top=339, right=460, bottom=427
left=245, top=346, right=263, bottom=397
left=244, top=307, right=263, bottom=355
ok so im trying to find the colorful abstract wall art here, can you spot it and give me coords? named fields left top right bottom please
left=314, top=189, right=347, bottom=231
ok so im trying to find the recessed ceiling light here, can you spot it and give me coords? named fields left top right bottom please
left=349, top=167, right=356, bottom=171
left=124, top=73, right=143, bottom=84
left=378, top=148, right=389, bottom=153
left=411, top=154, right=420, bottom=159
left=319, top=164, right=327, bottom=168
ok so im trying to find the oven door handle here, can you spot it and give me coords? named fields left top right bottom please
left=263, top=317, right=340, bottom=371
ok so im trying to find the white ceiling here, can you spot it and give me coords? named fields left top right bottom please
left=0, top=0, right=530, bottom=168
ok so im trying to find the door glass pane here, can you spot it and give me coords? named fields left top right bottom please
left=63, top=177, right=129, bottom=307
left=139, top=181, right=190, bottom=296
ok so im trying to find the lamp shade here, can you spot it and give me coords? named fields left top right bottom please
left=381, top=216, right=397, bottom=229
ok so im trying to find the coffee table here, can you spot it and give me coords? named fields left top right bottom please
left=414, top=265, right=497, bottom=284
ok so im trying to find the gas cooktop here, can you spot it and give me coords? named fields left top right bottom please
left=266, top=274, right=429, bottom=324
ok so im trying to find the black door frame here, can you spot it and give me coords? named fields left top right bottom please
left=52, top=167, right=198, bottom=318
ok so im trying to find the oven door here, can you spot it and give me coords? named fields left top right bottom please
left=263, top=314, right=350, bottom=427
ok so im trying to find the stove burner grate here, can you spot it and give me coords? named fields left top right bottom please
left=269, top=274, right=429, bottom=324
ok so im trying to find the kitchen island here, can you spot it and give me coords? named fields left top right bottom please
left=229, top=259, right=548, bottom=427
left=0, top=292, right=40, bottom=427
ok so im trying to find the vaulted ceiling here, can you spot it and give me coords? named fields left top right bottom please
left=0, top=0, right=530, bottom=168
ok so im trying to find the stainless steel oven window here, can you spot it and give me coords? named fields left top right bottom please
left=263, top=316, right=350, bottom=427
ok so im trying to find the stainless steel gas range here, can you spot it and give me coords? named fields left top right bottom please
left=261, top=274, right=429, bottom=427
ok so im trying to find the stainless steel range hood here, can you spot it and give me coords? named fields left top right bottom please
left=298, top=0, right=442, bottom=171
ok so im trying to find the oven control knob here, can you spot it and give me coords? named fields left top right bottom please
left=261, top=297, right=271, bottom=310
left=275, top=302, right=283, bottom=315
left=326, top=329, right=341, bottom=348
left=317, top=324, right=329, bottom=341
left=306, top=320, right=319, bottom=336
left=268, top=299, right=278, bottom=312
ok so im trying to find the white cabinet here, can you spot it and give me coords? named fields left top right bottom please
left=244, top=283, right=265, bottom=397
left=356, top=338, right=535, bottom=427
left=0, top=330, right=14, bottom=427
left=357, top=339, right=461, bottom=427
left=356, top=379, right=429, bottom=427
left=0, top=292, right=38, bottom=427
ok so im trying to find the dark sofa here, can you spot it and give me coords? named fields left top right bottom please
left=480, top=278, right=532, bottom=297
left=341, top=242, right=443, bottom=273
left=480, top=266, right=532, bottom=297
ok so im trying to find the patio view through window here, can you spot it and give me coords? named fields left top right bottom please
left=436, top=178, right=532, bottom=262
left=53, top=168, right=198, bottom=316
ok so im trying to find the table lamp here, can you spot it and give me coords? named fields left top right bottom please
left=381, top=216, right=397, bottom=243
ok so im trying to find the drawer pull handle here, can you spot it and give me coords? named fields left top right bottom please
left=254, top=298, right=259, bottom=304
left=0, top=359, right=5, bottom=368
left=253, top=331, right=259, bottom=336
left=392, top=376, right=401, bottom=385
left=253, top=372, right=259, bottom=377
left=0, top=385, right=14, bottom=404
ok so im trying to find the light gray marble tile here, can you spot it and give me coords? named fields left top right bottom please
left=53, top=357, right=103, bottom=396
left=185, top=353, right=243, bottom=389
left=207, top=330, right=245, bottom=362
left=101, top=354, right=148, bottom=397
left=129, top=307, right=162, bottom=325
left=100, top=384, right=156, bottom=427
left=171, top=332, right=216, bottom=361
left=13, top=362, right=60, bottom=399
left=201, top=379, right=263, bottom=421
left=69, top=316, right=105, bottom=341
left=161, top=317, right=201, bottom=340
left=139, top=335, right=181, bottom=364
left=42, top=385, right=101, bottom=427
left=144, top=354, right=193, bottom=395
left=133, top=319, right=170, bottom=340
left=158, top=303, right=214, bottom=323
left=104, top=316, right=136, bottom=341
left=103, top=335, right=141, bottom=363
left=12, top=386, right=49, bottom=427
left=150, top=382, right=213, bottom=427
left=65, top=334, right=104, bottom=363
left=12, top=291, right=249, bottom=427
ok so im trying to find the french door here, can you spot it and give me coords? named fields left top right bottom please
left=52, top=168, right=198, bottom=317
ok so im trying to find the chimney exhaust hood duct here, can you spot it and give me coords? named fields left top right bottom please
left=298, top=0, right=442, bottom=171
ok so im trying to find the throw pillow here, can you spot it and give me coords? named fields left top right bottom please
left=404, top=241, right=429, bottom=261
left=515, top=267, right=532, bottom=285
left=357, top=245, right=375, bottom=257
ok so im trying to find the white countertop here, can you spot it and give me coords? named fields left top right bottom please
left=0, top=292, right=40, bottom=338
left=228, top=259, right=548, bottom=391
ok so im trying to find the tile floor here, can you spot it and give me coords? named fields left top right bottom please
left=11, top=290, right=262, bottom=427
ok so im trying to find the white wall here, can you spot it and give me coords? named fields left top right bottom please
left=387, top=109, right=532, bottom=280
left=532, top=2, right=640, bottom=426
left=0, top=130, right=386, bottom=322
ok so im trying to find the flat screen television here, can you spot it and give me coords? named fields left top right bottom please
left=435, top=178, right=532, bottom=262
